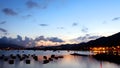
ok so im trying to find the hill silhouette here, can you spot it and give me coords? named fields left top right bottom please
left=85, top=32, right=120, bottom=47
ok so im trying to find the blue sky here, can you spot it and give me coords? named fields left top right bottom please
left=0, top=0, right=120, bottom=42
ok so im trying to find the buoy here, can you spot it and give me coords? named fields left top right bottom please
left=48, top=58, right=53, bottom=61
left=4, top=57, right=8, bottom=61
left=43, top=56, right=47, bottom=60
left=54, top=57, right=58, bottom=60
left=33, top=56, right=38, bottom=61
left=9, top=60, right=14, bottom=64
left=58, top=56, right=64, bottom=58
left=51, top=55, right=55, bottom=58
left=26, top=60, right=30, bottom=64
left=43, top=60, right=49, bottom=64
left=0, top=55, right=4, bottom=59
left=10, top=54, right=16, bottom=59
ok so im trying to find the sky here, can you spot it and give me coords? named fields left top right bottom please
left=0, top=0, right=120, bottom=46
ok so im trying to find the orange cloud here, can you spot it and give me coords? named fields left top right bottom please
left=35, top=40, right=65, bottom=47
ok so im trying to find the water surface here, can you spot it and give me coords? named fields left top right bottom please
left=0, top=50, right=120, bottom=68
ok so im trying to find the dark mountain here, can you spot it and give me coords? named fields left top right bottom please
left=85, top=32, right=120, bottom=47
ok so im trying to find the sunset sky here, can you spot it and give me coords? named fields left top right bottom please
left=0, top=0, right=120, bottom=46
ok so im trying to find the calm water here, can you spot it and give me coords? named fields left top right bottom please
left=0, top=50, right=120, bottom=68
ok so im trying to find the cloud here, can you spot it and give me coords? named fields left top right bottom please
left=71, top=34, right=101, bottom=43
left=24, top=14, right=32, bottom=17
left=0, top=21, right=6, bottom=24
left=35, top=36, right=47, bottom=41
left=81, top=26, right=88, bottom=33
left=72, top=22, right=78, bottom=26
left=112, top=17, right=120, bottom=21
left=102, top=21, right=107, bottom=24
left=88, top=35, right=101, bottom=39
left=0, top=28, right=8, bottom=35
left=57, top=27, right=64, bottom=29
left=0, top=35, right=35, bottom=47
left=39, top=24, right=48, bottom=26
left=47, top=37, right=64, bottom=43
left=34, top=36, right=65, bottom=46
left=24, top=36, right=35, bottom=47
left=26, top=0, right=53, bottom=9
left=0, top=35, right=65, bottom=47
left=17, top=35, right=22, bottom=42
left=35, top=36, right=64, bottom=43
left=22, top=14, right=32, bottom=19
left=2, top=8, right=18, bottom=16
left=26, top=0, right=39, bottom=8
left=0, top=28, right=7, bottom=33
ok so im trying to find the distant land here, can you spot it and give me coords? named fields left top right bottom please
left=27, top=32, right=120, bottom=50
left=1, top=32, right=120, bottom=50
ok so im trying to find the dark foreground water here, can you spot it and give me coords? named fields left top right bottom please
left=0, top=50, right=120, bottom=68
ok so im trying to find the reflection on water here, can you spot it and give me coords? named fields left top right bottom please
left=0, top=50, right=120, bottom=68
